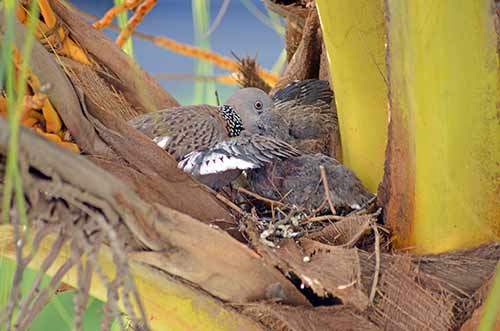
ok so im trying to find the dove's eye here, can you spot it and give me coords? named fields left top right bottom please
left=254, top=100, right=263, bottom=112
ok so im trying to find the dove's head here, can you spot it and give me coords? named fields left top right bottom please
left=224, top=87, right=273, bottom=133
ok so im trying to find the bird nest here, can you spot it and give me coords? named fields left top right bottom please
left=0, top=1, right=498, bottom=331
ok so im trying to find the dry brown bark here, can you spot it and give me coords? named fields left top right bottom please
left=5, top=5, right=238, bottom=226
left=459, top=277, right=500, bottom=331
left=8, top=13, right=108, bottom=155
left=270, top=8, right=323, bottom=94
left=243, top=213, right=500, bottom=331
left=244, top=304, right=380, bottom=331
left=0, top=116, right=308, bottom=307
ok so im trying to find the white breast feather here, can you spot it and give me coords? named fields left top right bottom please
left=153, top=136, right=171, bottom=149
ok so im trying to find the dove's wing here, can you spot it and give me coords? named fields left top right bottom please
left=270, top=79, right=338, bottom=139
left=128, top=105, right=227, bottom=160
left=178, top=134, right=300, bottom=176
left=272, top=79, right=333, bottom=107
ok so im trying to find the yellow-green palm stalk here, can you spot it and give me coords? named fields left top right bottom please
left=115, top=0, right=134, bottom=57
left=315, top=0, right=388, bottom=193
left=0, top=226, right=263, bottom=331
left=480, top=262, right=500, bottom=331
left=271, top=48, right=287, bottom=75
left=241, top=0, right=285, bottom=36
left=382, top=0, right=500, bottom=253
left=192, top=0, right=216, bottom=105
left=317, top=0, right=500, bottom=254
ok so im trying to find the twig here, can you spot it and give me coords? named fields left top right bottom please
left=300, top=214, right=345, bottom=224
left=236, top=187, right=285, bottom=207
left=214, top=90, right=221, bottom=106
left=339, top=220, right=371, bottom=248
left=278, top=189, right=293, bottom=204
left=216, top=193, right=244, bottom=215
left=319, top=165, right=336, bottom=214
left=311, top=198, right=327, bottom=215
left=347, top=195, right=378, bottom=216
left=369, top=221, right=381, bottom=303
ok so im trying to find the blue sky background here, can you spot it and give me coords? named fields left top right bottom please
left=72, top=0, right=285, bottom=105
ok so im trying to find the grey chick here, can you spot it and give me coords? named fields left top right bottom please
left=128, top=88, right=299, bottom=189
left=248, top=154, right=374, bottom=213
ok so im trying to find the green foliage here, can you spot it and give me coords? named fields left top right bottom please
left=1, top=2, right=40, bottom=324
left=0, top=260, right=106, bottom=331
left=240, top=0, right=284, bottom=36
left=271, top=48, right=286, bottom=75
left=192, top=0, right=216, bottom=105
left=114, top=0, right=134, bottom=57
left=479, top=263, right=500, bottom=331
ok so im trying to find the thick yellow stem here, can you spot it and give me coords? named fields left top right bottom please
left=383, top=0, right=500, bottom=253
left=0, top=226, right=261, bottom=331
left=316, top=0, right=388, bottom=192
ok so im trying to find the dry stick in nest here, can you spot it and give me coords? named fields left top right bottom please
left=311, top=198, right=328, bottom=215
left=301, top=214, right=344, bottom=224
left=236, top=186, right=286, bottom=208
left=341, top=225, right=372, bottom=251
left=337, top=209, right=382, bottom=247
left=319, top=165, right=336, bottom=214
left=370, top=220, right=381, bottom=303
left=216, top=193, right=245, bottom=215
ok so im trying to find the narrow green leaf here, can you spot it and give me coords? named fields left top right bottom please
left=115, top=0, right=134, bottom=57
left=192, top=0, right=215, bottom=105
left=479, top=263, right=500, bottom=331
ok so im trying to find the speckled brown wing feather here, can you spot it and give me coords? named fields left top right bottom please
left=128, top=105, right=227, bottom=160
left=271, top=79, right=338, bottom=140
left=272, top=79, right=333, bottom=106
left=274, top=101, right=338, bottom=139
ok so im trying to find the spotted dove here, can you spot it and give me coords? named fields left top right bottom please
left=128, top=88, right=299, bottom=189
left=256, top=79, right=339, bottom=156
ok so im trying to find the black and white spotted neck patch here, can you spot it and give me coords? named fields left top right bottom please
left=219, top=105, right=243, bottom=137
